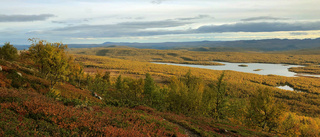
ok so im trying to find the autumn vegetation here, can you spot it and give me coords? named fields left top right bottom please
left=1, top=40, right=320, bottom=136
left=0, top=42, right=18, bottom=61
left=70, top=46, right=320, bottom=75
left=69, top=46, right=320, bottom=66
left=289, top=65, right=320, bottom=75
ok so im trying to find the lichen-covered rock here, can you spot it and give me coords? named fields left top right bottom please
left=91, top=91, right=103, bottom=100
left=97, top=96, right=103, bottom=100
left=16, top=72, right=22, bottom=77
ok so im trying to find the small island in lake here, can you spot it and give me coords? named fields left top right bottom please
left=253, top=69, right=263, bottom=71
left=238, top=64, right=248, bottom=67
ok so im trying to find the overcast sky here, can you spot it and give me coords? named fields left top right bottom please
left=1, top=0, right=320, bottom=44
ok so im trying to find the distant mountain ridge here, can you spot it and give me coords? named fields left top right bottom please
left=72, top=38, right=320, bottom=51
left=12, top=38, right=320, bottom=51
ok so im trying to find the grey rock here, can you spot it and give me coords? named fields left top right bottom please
left=219, top=129, right=228, bottom=133
left=17, top=72, right=22, bottom=77
left=97, top=96, right=103, bottom=100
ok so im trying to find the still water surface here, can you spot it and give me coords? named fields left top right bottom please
left=277, top=85, right=302, bottom=92
left=153, top=61, right=320, bottom=78
left=154, top=61, right=320, bottom=92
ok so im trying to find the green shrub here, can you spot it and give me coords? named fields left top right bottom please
left=0, top=42, right=18, bottom=61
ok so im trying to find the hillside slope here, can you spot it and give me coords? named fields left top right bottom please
left=0, top=59, right=270, bottom=136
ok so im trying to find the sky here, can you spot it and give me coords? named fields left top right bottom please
left=1, top=0, right=320, bottom=45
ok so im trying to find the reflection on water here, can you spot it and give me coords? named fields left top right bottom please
left=153, top=61, right=320, bottom=78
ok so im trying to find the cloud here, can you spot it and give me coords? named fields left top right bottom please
left=195, top=21, right=320, bottom=33
left=28, top=20, right=320, bottom=38
left=28, top=20, right=192, bottom=37
left=52, top=21, right=66, bottom=24
left=118, top=20, right=191, bottom=28
left=52, top=20, right=191, bottom=32
left=290, top=32, right=308, bottom=36
left=151, top=0, right=166, bottom=4
left=0, top=14, right=55, bottom=22
left=119, top=16, right=145, bottom=20
left=51, top=18, right=91, bottom=25
left=241, top=16, right=290, bottom=21
left=176, top=15, right=212, bottom=21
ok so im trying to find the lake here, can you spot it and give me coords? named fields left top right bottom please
left=153, top=61, right=320, bottom=78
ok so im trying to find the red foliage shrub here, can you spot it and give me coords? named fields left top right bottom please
left=0, top=73, right=11, bottom=87
left=1, top=65, right=11, bottom=72
left=57, top=84, right=101, bottom=103
left=133, top=105, right=156, bottom=113
left=0, top=88, right=186, bottom=136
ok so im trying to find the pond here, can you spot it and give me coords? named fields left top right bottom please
left=153, top=61, right=320, bottom=78
left=277, top=85, right=302, bottom=92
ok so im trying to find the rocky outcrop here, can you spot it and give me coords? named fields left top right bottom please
left=92, top=91, right=103, bottom=100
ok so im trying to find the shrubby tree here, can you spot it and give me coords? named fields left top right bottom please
left=125, top=78, right=144, bottom=105
left=143, top=73, right=166, bottom=109
left=113, top=75, right=146, bottom=106
left=0, top=42, right=18, bottom=61
left=167, top=71, right=204, bottom=115
left=150, top=87, right=167, bottom=111
left=144, top=73, right=155, bottom=95
left=27, top=38, right=74, bottom=89
left=202, top=71, right=228, bottom=119
left=69, top=62, right=84, bottom=87
left=181, top=70, right=204, bottom=115
left=167, top=76, right=188, bottom=114
left=213, top=71, right=228, bottom=119
left=277, top=113, right=300, bottom=136
left=88, top=72, right=109, bottom=94
left=143, top=73, right=155, bottom=104
left=115, top=75, right=123, bottom=91
left=102, top=71, right=111, bottom=84
left=247, top=88, right=283, bottom=132
left=129, top=78, right=144, bottom=99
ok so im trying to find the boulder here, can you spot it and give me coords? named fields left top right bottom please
left=219, top=129, right=228, bottom=133
left=91, top=91, right=103, bottom=100
left=91, top=91, right=97, bottom=97
left=97, top=96, right=103, bottom=100
left=16, top=72, right=22, bottom=77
